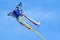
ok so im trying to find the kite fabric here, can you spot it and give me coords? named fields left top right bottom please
left=18, top=17, right=46, bottom=40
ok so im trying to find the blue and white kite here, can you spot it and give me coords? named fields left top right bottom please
left=7, top=2, right=46, bottom=40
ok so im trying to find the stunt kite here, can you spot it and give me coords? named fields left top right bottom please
left=7, top=2, right=46, bottom=40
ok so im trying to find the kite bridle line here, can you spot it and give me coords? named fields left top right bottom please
left=18, top=17, right=46, bottom=40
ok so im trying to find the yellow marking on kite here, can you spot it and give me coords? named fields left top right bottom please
left=19, top=17, right=46, bottom=40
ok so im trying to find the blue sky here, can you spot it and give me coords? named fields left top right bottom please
left=0, top=0, right=60, bottom=40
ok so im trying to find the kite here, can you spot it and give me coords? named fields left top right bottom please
left=7, top=2, right=46, bottom=40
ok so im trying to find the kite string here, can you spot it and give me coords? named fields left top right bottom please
left=19, top=17, right=46, bottom=40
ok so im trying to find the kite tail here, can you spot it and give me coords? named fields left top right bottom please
left=23, top=14, right=40, bottom=26
left=19, top=17, right=46, bottom=40
left=31, top=29, right=46, bottom=40
left=19, top=17, right=32, bottom=30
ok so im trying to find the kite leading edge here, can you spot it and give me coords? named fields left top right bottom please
left=7, top=2, right=46, bottom=40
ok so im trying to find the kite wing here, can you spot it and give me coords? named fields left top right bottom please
left=7, top=12, right=14, bottom=17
